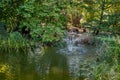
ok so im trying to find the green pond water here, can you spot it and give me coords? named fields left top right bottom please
left=0, top=44, right=97, bottom=80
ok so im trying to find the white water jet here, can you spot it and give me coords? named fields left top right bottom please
left=62, top=31, right=88, bottom=54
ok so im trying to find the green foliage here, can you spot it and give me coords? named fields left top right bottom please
left=78, top=36, right=120, bottom=80
left=97, top=36, right=120, bottom=62
left=93, top=36, right=120, bottom=80
left=98, top=44, right=119, bottom=80
left=0, top=0, right=120, bottom=79
left=0, top=32, right=32, bottom=53
left=0, top=0, right=23, bottom=31
left=0, top=0, right=120, bottom=43
left=0, top=0, right=67, bottom=44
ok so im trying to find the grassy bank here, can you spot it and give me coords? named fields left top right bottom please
left=78, top=35, right=120, bottom=80
left=0, top=32, right=34, bottom=53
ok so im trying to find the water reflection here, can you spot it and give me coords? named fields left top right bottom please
left=0, top=37, right=97, bottom=80
left=0, top=47, right=71, bottom=80
left=35, top=47, right=71, bottom=80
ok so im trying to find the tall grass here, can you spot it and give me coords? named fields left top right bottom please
left=0, top=32, right=33, bottom=53
left=78, top=35, right=120, bottom=80
left=93, top=35, right=120, bottom=80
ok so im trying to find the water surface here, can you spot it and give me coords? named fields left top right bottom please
left=0, top=33, right=97, bottom=80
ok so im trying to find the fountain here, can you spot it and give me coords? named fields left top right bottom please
left=62, top=30, right=93, bottom=55
left=59, top=30, right=97, bottom=78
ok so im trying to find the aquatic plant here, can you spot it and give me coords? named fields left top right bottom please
left=0, top=32, right=33, bottom=53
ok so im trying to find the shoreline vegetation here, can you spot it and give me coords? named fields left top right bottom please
left=0, top=0, right=120, bottom=80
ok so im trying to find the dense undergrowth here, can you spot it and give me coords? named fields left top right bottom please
left=92, top=35, right=120, bottom=80
left=78, top=35, right=120, bottom=80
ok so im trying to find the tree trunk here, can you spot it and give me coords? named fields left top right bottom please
left=93, top=0, right=105, bottom=35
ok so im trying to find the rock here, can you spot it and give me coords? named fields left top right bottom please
left=67, top=31, right=93, bottom=45
left=67, top=26, right=87, bottom=34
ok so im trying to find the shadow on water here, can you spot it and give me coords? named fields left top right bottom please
left=0, top=47, right=71, bottom=80
left=36, top=47, right=71, bottom=80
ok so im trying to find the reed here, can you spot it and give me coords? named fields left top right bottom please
left=0, top=32, right=33, bottom=53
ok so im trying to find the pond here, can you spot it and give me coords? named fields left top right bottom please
left=0, top=33, right=97, bottom=80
